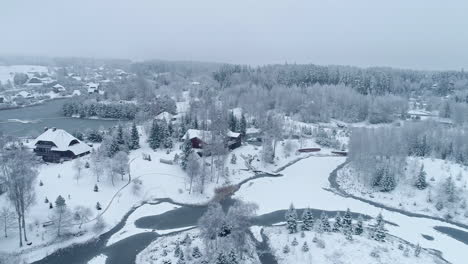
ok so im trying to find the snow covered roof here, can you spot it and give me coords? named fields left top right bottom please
left=227, top=130, right=241, bottom=138
left=246, top=127, right=261, bottom=134
left=16, top=91, right=32, bottom=97
left=183, top=129, right=212, bottom=142
left=408, top=110, right=432, bottom=116
left=34, top=128, right=91, bottom=156
left=86, top=82, right=99, bottom=89
left=53, top=84, right=64, bottom=89
left=155, top=111, right=173, bottom=121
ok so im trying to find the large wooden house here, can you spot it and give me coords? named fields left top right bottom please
left=182, top=129, right=242, bottom=150
left=33, top=128, right=91, bottom=162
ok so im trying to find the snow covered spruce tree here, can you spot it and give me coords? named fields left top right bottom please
left=415, top=164, right=427, bottom=190
left=285, top=204, right=298, bottom=234
left=301, top=207, right=314, bottom=231
left=332, top=212, right=342, bottom=232
left=129, top=122, right=140, bottom=150
left=319, top=212, right=331, bottom=232
left=148, top=120, right=162, bottom=150
left=181, top=135, right=194, bottom=170
left=355, top=215, right=364, bottom=235
left=372, top=213, right=386, bottom=242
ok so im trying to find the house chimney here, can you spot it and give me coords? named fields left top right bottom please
left=44, top=127, right=48, bottom=131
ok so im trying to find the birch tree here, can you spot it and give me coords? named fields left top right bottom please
left=0, top=147, right=38, bottom=247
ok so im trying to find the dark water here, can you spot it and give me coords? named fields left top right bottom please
left=434, top=226, right=468, bottom=245
left=0, top=98, right=119, bottom=137
left=34, top=196, right=373, bottom=264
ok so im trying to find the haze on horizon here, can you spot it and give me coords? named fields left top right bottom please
left=1, top=0, right=467, bottom=71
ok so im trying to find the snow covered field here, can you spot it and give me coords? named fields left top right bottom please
left=0, top=65, right=48, bottom=85
left=234, top=156, right=468, bottom=264
left=263, top=226, right=445, bottom=264
left=0, top=126, right=330, bottom=262
left=338, top=158, right=468, bottom=224
left=136, top=229, right=259, bottom=264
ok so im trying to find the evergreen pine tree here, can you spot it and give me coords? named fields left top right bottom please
left=373, top=213, right=386, bottom=242
left=108, top=136, right=120, bottom=157
left=332, top=212, right=342, bottom=232
left=215, top=252, right=228, bottom=264
left=302, top=242, right=309, bottom=252
left=291, top=237, right=298, bottom=246
left=229, top=111, right=237, bottom=132
left=96, top=202, right=102, bottom=210
left=445, top=176, right=456, bottom=203
left=174, top=243, right=182, bottom=257
left=181, top=234, right=192, bottom=245
left=129, top=122, right=140, bottom=150
left=285, top=204, right=298, bottom=234
left=301, top=207, right=314, bottom=231
left=355, top=215, right=364, bottom=235
left=414, top=244, right=422, bottom=257
left=342, top=208, right=352, bottom=230
left=228, top=250, right=239, bottom=264
left=181, top=135, right=193, bottom=170
left=282, top=245, right=290, bottom=254
left=116, top=125, right=125, bottom=145
left=192, top=246, right=202, bottom=259
left=380, top=167, right=396, bottom=192
left=320, top=212, right=331, bottom=232
left=230, top=154, right=237, bottom=164
left=240, top=113, right=247, bottom=137
left=415, top=164, right=427, bottom=190
left=148, top=120, right=161, bottom=150
left=94, top=184, right=99, bottom=192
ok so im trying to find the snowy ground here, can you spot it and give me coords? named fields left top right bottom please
left=234, top=156, right=468, bottom=264
left=264, top=226, right=445, bottom=264
left=0, top=128, right=329, bottom=262
left=0, top=65, right=49, bottom=85
left=136, top=229, right=259, bottom=264
left=338, top=158, right=468, bottom=224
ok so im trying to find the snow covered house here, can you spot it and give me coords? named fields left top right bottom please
left=227, top=130, right=241, bottom=149
left=52, top=84, right=66, bottom=93
left=25, top=77, right=43, bottom=87
left=86, top=82, right=100, bottom=94
left=16, top=91, right=33, bottom=99
left=183, top=129, right=211, bottom=149
left=155, top=111, right=176, bottom=122
left=182, top=129, right=242, bottom=150
left=33, top=128, right=91, bottom=162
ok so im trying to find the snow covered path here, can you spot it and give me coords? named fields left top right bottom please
left=234, top=156, right=468, bottom=264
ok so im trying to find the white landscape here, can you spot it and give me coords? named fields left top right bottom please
left=1, top=1, right=468, bottom=264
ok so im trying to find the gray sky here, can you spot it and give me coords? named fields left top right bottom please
left=1, top=0, right=467, bottom=70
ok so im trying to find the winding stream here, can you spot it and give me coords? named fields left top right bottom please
left=33, top=156, right=468, bottom=264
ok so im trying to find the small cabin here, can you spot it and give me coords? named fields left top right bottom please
left=33, top=128, right=91, bottom=162
left=52, top=84, right=66, bottom=93
left=227, top=131, right=241, bottom=150
left=183, top=129, right=211, bottom=149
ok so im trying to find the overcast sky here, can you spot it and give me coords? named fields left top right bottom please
left=1, top=0, right=467, bottom=70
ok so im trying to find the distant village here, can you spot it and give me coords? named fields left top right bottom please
left=0, top=65, right=131, bottom=109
